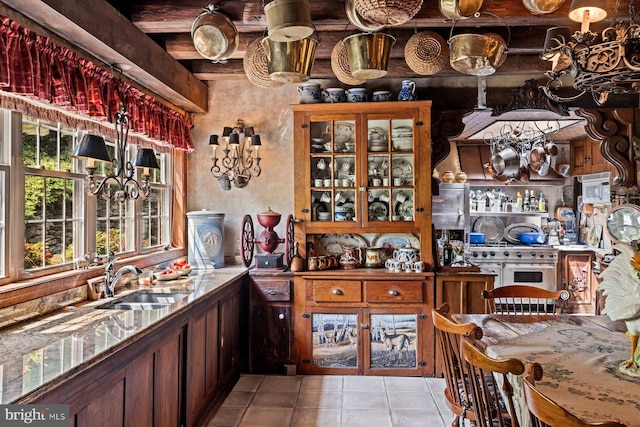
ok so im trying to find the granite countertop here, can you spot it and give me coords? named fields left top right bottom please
left=0, top=266, right=247, bottom=404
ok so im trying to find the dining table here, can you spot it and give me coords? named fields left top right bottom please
left=452, top=313, right=640, bottom=427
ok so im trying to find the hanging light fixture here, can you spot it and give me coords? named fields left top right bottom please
left=71, top=75, right=160, bottom=202
left=209, top=119, right=262, bottom=190
left=541, top=0, right=640, bottom=105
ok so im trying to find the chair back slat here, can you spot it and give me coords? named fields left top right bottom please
left=522, top=363, right=628, bottom=427
left=482, top=286, right=571, bottom=315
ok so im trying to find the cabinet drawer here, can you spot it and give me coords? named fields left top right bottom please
left=364, top=281, right=423, bottom=303
left=252, top=278, right=291, bottom=302
left=313, top=280, right=361, bottom=302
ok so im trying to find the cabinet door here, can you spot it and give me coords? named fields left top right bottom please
left=154, top=328, right=183, bottom=427
left=562, top=252, right=596, bottom=314
left=219, top=290, right=242, bottom=385
left=570, top=137, right=588, bottom=176
left=364, top=308, right=429, bottom=376
left=250, top=304, right=293, bottom=373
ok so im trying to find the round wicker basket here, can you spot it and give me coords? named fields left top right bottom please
left=331, top=42, right=367, bottom=86
left=354, top=0, right=423, bottom=26
left=243, top=37, right=284, bottom=89
left=405, top=31, right=448, bottom=76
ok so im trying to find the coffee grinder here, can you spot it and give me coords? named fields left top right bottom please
left=241, top=207, right=294, bottom=269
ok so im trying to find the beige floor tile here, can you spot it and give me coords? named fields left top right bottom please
left=390, top=409, right=445, bottom=426
left=387, top=392, right=438, bottom=411
left=250, top=391, right=298, bottom=408
left=300, top=374, right=344, bottom=392
left=207, top=407, right=246, bottom=427
left=233, top=375, right=264, bottom=392
left=430, top=391, right=449, bottom=410
left=343, top=391, right=389, bottom=410
left=291, top=408, right=341, bottom=427
left=341, top=409, right=392, bottom=427
left=296, top=391, right=343, bottom=409
left=259, top=375, right=303, bottom=392
left=384, top=376, right=429, bottom=392
left=221, top=391, right=254, bottom=408
left=343, top=375, right=385, bottom=391
left=239, top=407, right=293, bottom=427
left=426, top=377, right=446, bottom=393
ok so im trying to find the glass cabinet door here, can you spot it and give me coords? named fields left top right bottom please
left=311, top=312, right=359, bottom=368
left=368, top=313, right=418, bottom=370
left=366, top=118, right=415, bottom=225
left=309, top=119, right=357, bottom=224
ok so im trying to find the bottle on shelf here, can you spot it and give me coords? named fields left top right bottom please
left=539, top=192, right=546, bottom=212
left=516, top=192, right=522, bottom=212
left=530, top=193, right=538, bottom=211
left=523, top=190, right=530, bottom=212
left=443, top=230, right=453, bottom=266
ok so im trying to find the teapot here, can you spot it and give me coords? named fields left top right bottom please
left=340, top=245, right=363, bottom=269
left=393, top=243, right=420, bottom=263
left=364, top=246, right=386, bottom=268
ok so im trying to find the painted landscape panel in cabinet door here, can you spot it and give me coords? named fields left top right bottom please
left=369, top=314, right=417, bottom=369
left=311, top=313, right=358, bottom=368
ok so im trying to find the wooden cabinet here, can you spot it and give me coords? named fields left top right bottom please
left=435, top=272, right=495, bottom=315
left=294, top=272, right=435, bottom=376
left=570, top=135, right=615, bottom=176
left=291, top=101, right=433, bottom=270
left=249, top=271, right=294, bottom=374
left=560, top=250, right=598, bottom=314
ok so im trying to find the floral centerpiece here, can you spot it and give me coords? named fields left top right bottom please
left=597, top=242, right=640, bottom=377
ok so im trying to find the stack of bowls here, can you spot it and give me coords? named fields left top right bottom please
left=392, top=126, right=413, bottom=151
left=368, top=129, right=387, bottom=151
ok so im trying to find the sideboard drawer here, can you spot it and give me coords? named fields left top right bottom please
left=252, top=278, right=292, bottom=302
left=313, top=280, right=362, bottom=302
left=364, top=281, right=423, bottom=303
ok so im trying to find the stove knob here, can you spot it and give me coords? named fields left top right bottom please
left=548, top=253, right=555, bottom=258
left=539, top=253, right=544, bottom=259
left=489, top=251, right=496, bottom=257
left=472, top=252, right=478, bottom=258
left=503, top=251, right=510, bottom=257
left=482, top=252, right=488, bottom=257
left=531, top=252, right=536, bottom=258
left=516, top=252, right=522, bottom=258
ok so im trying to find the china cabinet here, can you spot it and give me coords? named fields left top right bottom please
left=293, top=271, right=435, bottom=376
left=290, top=101, right=433, bottom=270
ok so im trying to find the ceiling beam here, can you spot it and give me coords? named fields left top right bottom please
left=0, top=0, right=209, bottom=113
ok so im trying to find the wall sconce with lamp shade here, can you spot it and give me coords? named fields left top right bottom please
left=209, top=119, right=262, bottom=190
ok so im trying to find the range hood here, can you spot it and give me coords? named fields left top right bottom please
left=455, top=142, right=568, bottom=184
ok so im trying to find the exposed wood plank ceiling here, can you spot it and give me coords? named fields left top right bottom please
left=0, top=0, right=631, bottom=116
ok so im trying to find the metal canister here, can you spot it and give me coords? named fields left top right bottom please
left=187, top=211, right=225, bottom=269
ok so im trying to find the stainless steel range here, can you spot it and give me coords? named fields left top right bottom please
left=467, top=242, right=559, bottom=291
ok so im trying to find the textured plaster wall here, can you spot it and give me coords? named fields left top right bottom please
left=189, top=80, right=300, bottom=262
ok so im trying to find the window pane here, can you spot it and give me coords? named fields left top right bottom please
left=47, top=177, right=65, bottom=219
left=47, top=222, right=64, bottom=266
left=21, top=121, right=37, bottom=167
left=25, top=175, right=44, bottom=221
left=24, top=222, right=44, bottom=269
left=60, top=132, right=73, bottom=170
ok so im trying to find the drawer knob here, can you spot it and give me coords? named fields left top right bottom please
left=332, top=289, right=343, bottom=295
left=278, top=313, right=285, bottom=320
left=388, top=289, right=400, bottom=296
left=265, top=289, right=278, bottom=295
left=360, top=323, right=369, bottom=329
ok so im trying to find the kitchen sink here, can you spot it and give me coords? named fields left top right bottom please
left=98, top=291, right=192, bottom=310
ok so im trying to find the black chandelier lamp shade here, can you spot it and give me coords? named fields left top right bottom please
left=132, top=148, right=161, bottom=170
left=71, top=134, right=111, bottom=166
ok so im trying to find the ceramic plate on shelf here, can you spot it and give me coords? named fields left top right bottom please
left=371, top=233, right=420, bottom=256
left=391, top=158, right=413, bottom=179
left=314, top=233, right=367, bottom=256
left=335, top=157, right=354, bottom=178
left=368, top=201, right=388, bottom=220
left=397, top=201, right=414, bottom=217
left=504, top=223, right=542, bottom=244
left=473, top=216, right=505, bottom=243
left=334, top=122, right=355, bottom=144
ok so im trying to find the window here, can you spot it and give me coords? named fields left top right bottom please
left=0, top=109, right=173, bottom=282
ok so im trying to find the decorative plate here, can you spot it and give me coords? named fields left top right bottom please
left=335, top=157, right=354, bottom=178
left=473, top=216, right=505, bottom=243
left=588, top=225, right=602, bottom=247
left=397, top=201, right=414, bottom=217
left=504, top=223, right=542, bottom=244
left=605, top=204, right=640, bottom=245
left=368, top=201, right=388, bottom=220
left=371, top=233, right=420, bottom=256
left=313, top=233, right=367, bottom=256
left=392, top=158, right=413, bottom=179
left=334, top=121, right=355, bottom=144
left=368, top=127, right=387, bottom=142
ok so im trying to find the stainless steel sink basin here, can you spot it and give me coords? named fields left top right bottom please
left=98, top=291, right=192, bottom=310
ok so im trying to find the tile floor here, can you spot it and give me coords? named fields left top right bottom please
left=206, top=374, right=456, bottom=427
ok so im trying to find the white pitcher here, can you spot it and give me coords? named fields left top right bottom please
left=398, top=80, right=416, bottom=101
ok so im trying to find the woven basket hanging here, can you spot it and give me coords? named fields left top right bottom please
left=330, top=42, right=367, bottom=86
left=354, top=0, right=424, bottom=26
left=243, top=37, right=284, bottom=89
left=405, top=31, right=448, bottom=76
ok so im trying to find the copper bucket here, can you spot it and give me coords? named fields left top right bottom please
left=262, top=37, right=318, bottom=83
left=264, top=0, right=313, bottom=42
left=343, top=32, right=396, bottom=80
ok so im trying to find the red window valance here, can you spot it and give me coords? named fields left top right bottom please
left=0, top=16, right=194, bottom=152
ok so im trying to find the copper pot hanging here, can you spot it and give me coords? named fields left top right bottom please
left=191, top=5, right=239, bottom=61
left=264, top=0, right=314, bottom=42
left=343, top=32, right=396, bottom=80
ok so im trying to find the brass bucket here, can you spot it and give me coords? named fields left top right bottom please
left=343, top=33, right=396, bottom=80
left=264, top=0, right=313, bottom=42
left=449, top=33, right=507, bottom=76
left=262, top=37, right=318, bottom=83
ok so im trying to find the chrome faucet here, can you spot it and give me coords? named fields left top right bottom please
left=104, top=258, right=142, bottom=297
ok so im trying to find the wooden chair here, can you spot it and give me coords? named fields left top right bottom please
left=460, top=338, right=525, bottom=427
left=522, top=363, right=627, bottom=427
left=432, top=303, right=483, bottom=427
left=481, top=285, right=571, bottom=315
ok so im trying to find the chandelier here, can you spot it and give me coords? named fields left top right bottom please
left=541, top=0, right=640, bottom=104
left=209, top=119, right=262, bottom=190
left=71, top=78, right=159, bottom=203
